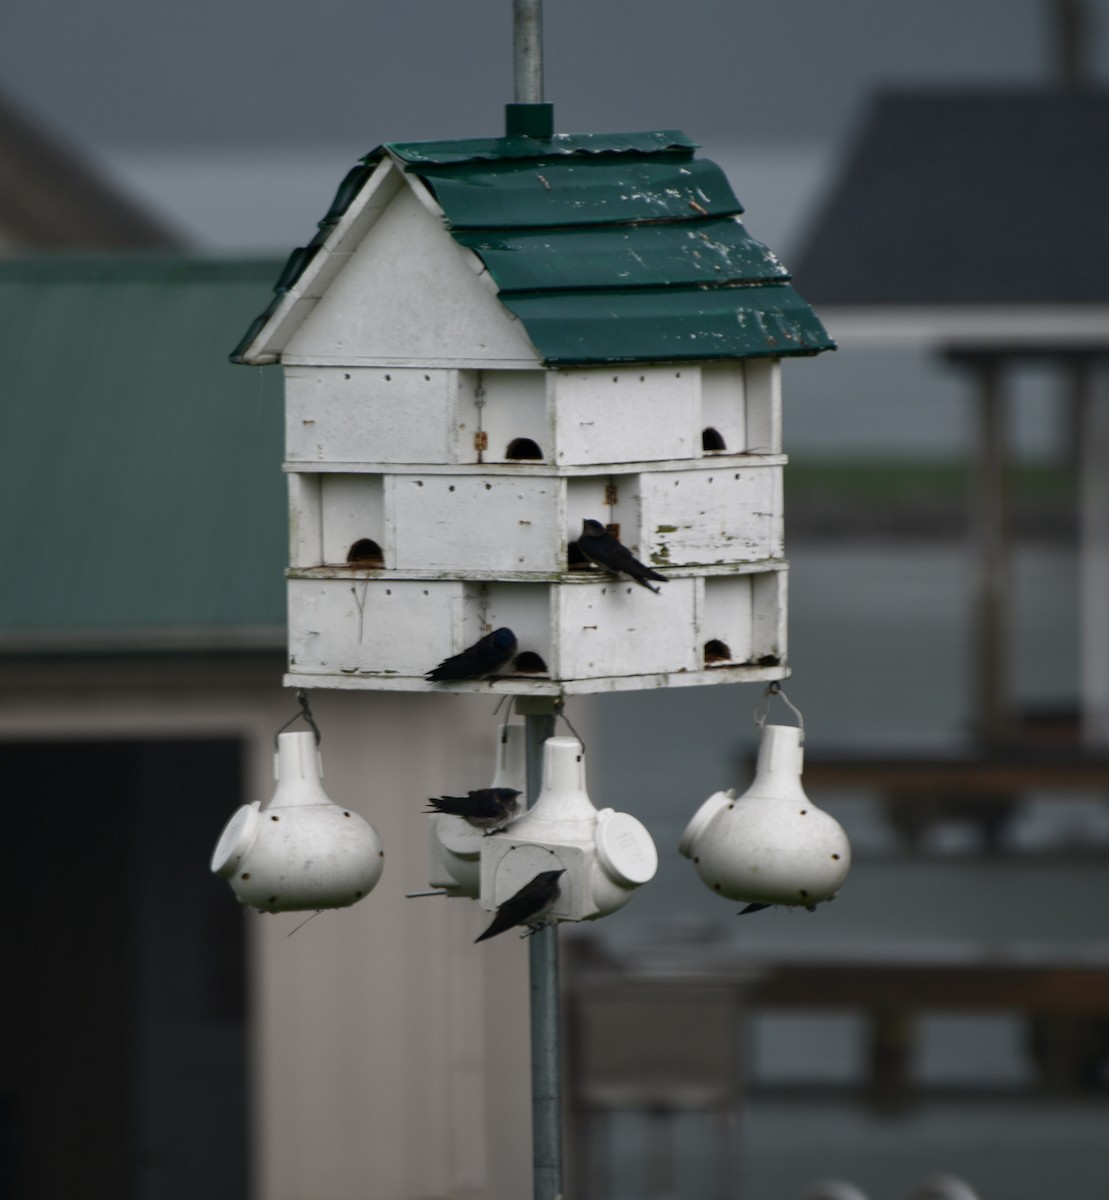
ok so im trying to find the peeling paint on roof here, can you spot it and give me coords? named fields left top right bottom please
left=233, top=128, right=833, bottom=366
left=385, top=129, right=699, bottom=164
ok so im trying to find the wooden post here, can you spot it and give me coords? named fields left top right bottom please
left=970, top=356, right=1014, bottom=745
left=1077, top=360, right=1109, bottom=744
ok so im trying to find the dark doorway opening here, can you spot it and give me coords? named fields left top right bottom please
left=0, top=739, right=249, bottom=1200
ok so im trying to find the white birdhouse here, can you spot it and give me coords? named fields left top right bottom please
left=233, top=123, right=833, bottom=695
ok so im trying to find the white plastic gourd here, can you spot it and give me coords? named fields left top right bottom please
left=211, top=730, right=384, bottom=912
left=480, top=735, right=658, bottom=923
left=680, top=715, right=850, bottom=910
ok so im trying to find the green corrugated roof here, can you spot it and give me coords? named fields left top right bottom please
left=235, top=128, right=833, bottom=365
left=501, top=282, right=832, bottom=364
left=406, top=157, right=742, bottom=229
left=451, top=219, right=786, bottom=293
left=0, top=257, right=287, bottom=651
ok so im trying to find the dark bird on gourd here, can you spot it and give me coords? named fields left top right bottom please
left=577, top=519, right=666, bottom=594
left=475, top=869, right=565, bottom=942
left=425, top=627, right=517, bottom=682
left=425, top=787, right=522, bottom=835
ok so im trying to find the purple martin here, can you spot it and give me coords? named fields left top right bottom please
left=475, top=869, right=565, bottom=942
left=577, top=519, right=666, bottom=594
left=425, top=787, right=522, bottom=835
left=738, top=902, right=772, bottom=916
left=425, top=627, right=517, bottom=682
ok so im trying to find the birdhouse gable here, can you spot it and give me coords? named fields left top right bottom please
left=283, top=182, right=540, bottom=368
left=238, top=156, right=402, bottom=365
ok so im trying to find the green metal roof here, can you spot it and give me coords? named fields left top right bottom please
left=406, top=157, right=741, bottom=229
left=234, top=128, right=833, bottom=366
left=0, top=257, right=287, bottom=651
left=451, top=220, right=786, bottom=294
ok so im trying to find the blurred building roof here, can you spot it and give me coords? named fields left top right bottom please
left=235, top=129, right=834, bottom=366
left=0, top=257, right=287, bottom=652
left=0, top=86, right=184, bottom=250
left=791, top=89, right=1109, bottom=350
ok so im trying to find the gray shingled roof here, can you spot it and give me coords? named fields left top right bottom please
left=791, top=89, right=1109, bottom=307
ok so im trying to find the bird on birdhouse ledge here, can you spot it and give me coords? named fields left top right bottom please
left=577, top=519, right=666, bottom=594
left=426, top=628, right=518, bottom=682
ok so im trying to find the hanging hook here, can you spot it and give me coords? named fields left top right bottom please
left=753, top=681, right=804, bottom=737
left=554, top=697, right=586, bottom=756
left=491, top=694, right=513, bottom=726
left=275, top=689, right=322, bottom=748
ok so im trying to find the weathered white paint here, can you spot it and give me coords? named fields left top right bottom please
left=257, top=150, right=795, bottom=700
left=700, top=362, right=747, bottom=453
left=641, top=465, right=783, bottom=566
left=284, top=660, right=790, bottom=694
left=287, top=578, right=466, bottom=677
left=286, top=367, right=456, bottom=464
left=283, top=453, right=788, bottom=478
left=752, top=568, right=789, bottom=662
left=287, top=472, right=322, bottom=569
left=284, top=184, right=541, bottom=367
left=319, top=475, right=386, bottom=566
left=554, top=578, right=699, bottom=679
left=700, top=574, right=756, bottom=664
left=284, top=565, right=786, bottom=691
left=552, top=366, right=699, bottom=465
left=744, top=358, right=782, bottom=454
left=283, top=358, right=783, bottom=471
left=456, top=369, right=550, bottom=465
left=392, top=474, right=562, bottom=572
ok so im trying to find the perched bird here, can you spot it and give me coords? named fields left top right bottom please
left=425, top=787, right=522, bottom=835
left=738, top=902, right=772, bottom=916
left=425, top=627, right=517, bottom=682
left=475, top=869, right=566, bottom=942
left=577, top=519, right=666, bottom=594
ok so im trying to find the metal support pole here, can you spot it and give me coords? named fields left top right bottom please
left=513, top=0, right=544, bottom=103
left=522, top=699, right=562, bottom=1200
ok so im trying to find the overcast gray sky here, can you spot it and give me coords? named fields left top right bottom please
left=4, top=0, right=1107, bottom=155
left=2, top=0, right=1107, bottom=271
